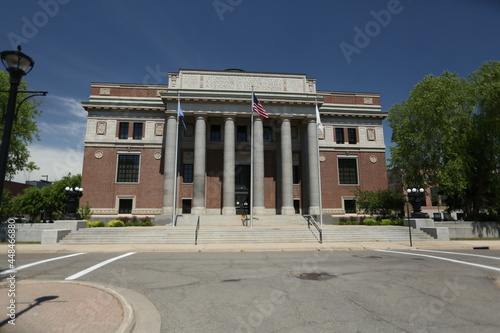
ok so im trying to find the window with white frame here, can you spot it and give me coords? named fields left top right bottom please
left=338, top=158, right=358, bottom=185
left=116, top=154, right=140, bottom=183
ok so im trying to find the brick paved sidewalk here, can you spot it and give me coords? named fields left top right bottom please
left=0, top=281, right=125, bottom=333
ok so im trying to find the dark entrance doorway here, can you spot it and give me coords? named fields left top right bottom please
left=235, top=165, right=250, bottom=215
left=235, top=193, right=249, bottom=215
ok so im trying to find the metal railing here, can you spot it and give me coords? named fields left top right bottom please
left=194, top=216, right=200, bottom=245
left=305, top=215, right=323, bottom=244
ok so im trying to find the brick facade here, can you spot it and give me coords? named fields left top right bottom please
left=81, top=70, right=388, bottom=219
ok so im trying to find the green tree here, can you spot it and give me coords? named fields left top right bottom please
left=465, top=61, right=500, bottom=215
left=0, top=71, right=42, bottom=179
left=4, top=174, right=82, bottom=221
left=388, top=62, right=500, bottom=217
left=0, top=189, right=17, bottom=220
left=354, top=188, right=406, bottom=218
left=41, top=174, right=82, bottom=219
left=11, top=186, right=44, bottom=222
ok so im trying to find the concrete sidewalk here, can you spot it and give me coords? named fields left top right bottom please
left=2, top=239, right=500, bottom=253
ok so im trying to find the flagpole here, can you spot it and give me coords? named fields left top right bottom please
left=250, top=87, right=254, bottom=228
left=315, top=98, right=323, bottom=226
left=172, top=93, right=181, bottom=226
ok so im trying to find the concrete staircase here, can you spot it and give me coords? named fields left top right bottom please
left=59, top=223, right=435, bottom=245
left=322, top=226, right=434, bottom=242
left=173, top=215, right=308, bottom=226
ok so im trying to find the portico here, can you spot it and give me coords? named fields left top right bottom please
left=159, top=69, right=321, bottom=218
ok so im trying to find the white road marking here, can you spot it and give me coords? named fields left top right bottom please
left=65, top=252, right=136, bottom=280
left=413, top=249, right=500, bottom=261
left=376, top=249, right=500, bottom=273
left=0, top=252, right=86, bottom=276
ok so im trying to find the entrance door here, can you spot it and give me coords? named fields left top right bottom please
left=235, top=193, right=249, bottom=215
left=235, top=165, right=251, bottom=215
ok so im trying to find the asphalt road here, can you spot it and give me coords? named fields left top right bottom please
left=2, top=249, right=500, bottom=332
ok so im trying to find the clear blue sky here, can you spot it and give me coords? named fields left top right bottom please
left=2, top=0, right=499, bottom=182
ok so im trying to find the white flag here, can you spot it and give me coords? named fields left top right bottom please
left=316, top=104, right=324, bottom=135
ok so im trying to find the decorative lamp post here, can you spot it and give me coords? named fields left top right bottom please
left=0, top=46, right=34, bottom=207
left=0, top=46, right=46, bottom=208
left=62, top=186, right=84, bottom=220
left=406, top=187, right=427, bottom=218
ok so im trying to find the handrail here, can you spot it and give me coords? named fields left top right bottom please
left=306, top=215, right=323, bottom=244
left=194, top=216, right=200, bottom=245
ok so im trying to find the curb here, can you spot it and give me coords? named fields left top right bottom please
left=2, top=280, right=161, bottom=333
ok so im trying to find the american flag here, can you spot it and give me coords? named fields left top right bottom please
left=252, top=92, right=269, bottom=118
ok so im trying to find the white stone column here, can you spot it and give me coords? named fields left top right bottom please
left=281, top=119, right=295, bottom=215
left=192, top=116, right=206, bottom=214
left=307, top=120, right=321, bottom=215
left=222, top=116, right=236, bottom=215
left=253, top=117, right=266, bottom=215
left=161, top=115, right=178, bottom=215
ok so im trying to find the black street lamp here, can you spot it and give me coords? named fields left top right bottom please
left=62, top=186, right=84, bottom=220
left=0, top=46, right=45, bottom=208
left=406, top=187, right=428, bottom=218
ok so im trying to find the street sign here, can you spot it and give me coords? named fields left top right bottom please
left=404, top=202, right=412, bottom=217
left=404, top=202, right=413, bottom=247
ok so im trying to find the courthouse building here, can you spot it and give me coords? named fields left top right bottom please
left=81, top=69, right=388, bottom=222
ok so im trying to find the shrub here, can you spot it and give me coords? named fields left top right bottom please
left=363, top=218, right=378, bottom=225
left=88, top=221, right=105, bottom=228
left=78, top=201, right=92, bottom=220
left=107, top=220, right=125, bottom=227
left=392, top=218, right=404, bottom=225
left=141, top=221, right=154, bottom=226
left=380, top=219, right=392, bottom=225
left=339, top=219, right=358, bottom=225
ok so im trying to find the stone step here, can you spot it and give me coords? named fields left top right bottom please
left=174, top=215, right=309, bottom=226
left=60, top=225, right=434, bottom=245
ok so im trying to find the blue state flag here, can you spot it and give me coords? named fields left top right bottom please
left=178, top=99, right=187, bottom=132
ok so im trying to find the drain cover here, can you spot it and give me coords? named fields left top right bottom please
left=295, top=272, right=336, bottom=281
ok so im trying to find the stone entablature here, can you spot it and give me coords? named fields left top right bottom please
left=168, top=69, right=316, bottom=94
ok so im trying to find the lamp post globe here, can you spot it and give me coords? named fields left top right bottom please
left=1, top=46, right=35, bottom=85
left=406, top=187, right=428, bottom=218
left=62, top=186, right=84, bottom=220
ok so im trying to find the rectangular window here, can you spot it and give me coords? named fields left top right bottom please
left=119, top=199, right=133, bottom=214
left=338, top=158, right=358, bottom=185
left=237, top=126, right=247, bottom=142
left=182, top=199, right=192, bottom=214
left=183, top=164, right=193, bottom=183
left=119, top=122, right=129, bottom=139
left=133, top=123, right=143, bottom=140
left=116, top=154, right=140, bottom=183
left=293, top=165, right=300, bottom=184
left=347, top=128, right=357, bottom=144
left=210, top=125, right=221, bottom=142
left=335, top=128, right=345, bottom=144
left=263, top=126, right=273, bottom=143
left=430, top=187, right=439, bottom=206
left=344, top=199, right=357, bottom=214
left=235, top=165, right=250, bottom=190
